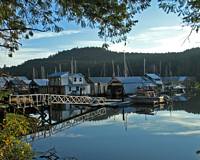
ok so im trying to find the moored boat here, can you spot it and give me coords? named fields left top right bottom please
left=130, top=88, right=165, bottom=105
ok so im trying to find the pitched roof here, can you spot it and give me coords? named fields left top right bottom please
left=48, top=72, right=69, bottom=78
left=0, top=77, right=6, bottom=88
left=162, top=76, right=191, bottom=82
left=15, top=76, right=28, bottom=81
left=116, top=76, right=147, bottom=83
left=89, top=77, right=112, bottom=84
left=145, top=73, right=161, bottom=80
left=8, top=79, right=26, bottom=85
left=32, top=79, right=49, bottom=86
left=23, top=80, right=32, bottom=85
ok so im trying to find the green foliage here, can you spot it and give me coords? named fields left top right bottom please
left=0, top=113, right=33, bottom=160
left=0, top=1, right=199, bottom=54
left=158, top=0, right=200, bottom=32
left=0, top=0, right=150, bottom=53
left=0, top=90, right=11, bottom=101
left=195, top=82, right=200, bottom=90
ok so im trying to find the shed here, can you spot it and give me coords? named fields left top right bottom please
left=30, top=79, right=49, bottom=94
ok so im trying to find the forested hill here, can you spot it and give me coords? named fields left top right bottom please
left=3, top=47, right=200, bottom=80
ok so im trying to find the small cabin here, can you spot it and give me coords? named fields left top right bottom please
left=5, top=78, right=29, bottom=94
left=89, top=77, right=112, bottom=96
left=30, top=79, right=49, bottom=94
left=107, top=78, right=124, bottom=99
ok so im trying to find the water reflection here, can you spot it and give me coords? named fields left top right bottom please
left=32, top=96, right=200, bottom=160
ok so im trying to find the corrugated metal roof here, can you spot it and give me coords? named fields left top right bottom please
left=178, top=76, right=187, bottom=81
left=116, top=76, right=147, bottom=83
left=32, top=79, right=49, bottom=86
left=145, top=73, right=161, bottom=80
left=90, top=77, right=112, bottom=84
left=162, top=76, right=188, bottom=82
left=23, top=80, right=31, bottom=85
left=48, top=72, right=69, bottom=77
left=9, top=79, right=26, bottom=85
left=4, top=77, right=14, bottom=82
left=70, top=73, right=84, bottom=77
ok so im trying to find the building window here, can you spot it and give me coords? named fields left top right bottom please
left=76, top=86, right=79, bottom=91
left=69, top=87, right=71, bottom=91
left=79, top=77, right=82, bottom=82
left=74, top=77, right=77, bottom=82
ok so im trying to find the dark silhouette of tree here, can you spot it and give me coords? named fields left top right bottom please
left=4, top=47, right=200, bottom=80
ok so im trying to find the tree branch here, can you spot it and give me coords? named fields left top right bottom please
left=0, top=28, right=47, bottom=32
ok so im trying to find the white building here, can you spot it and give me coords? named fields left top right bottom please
left=48, top=72, right=90, bottom=95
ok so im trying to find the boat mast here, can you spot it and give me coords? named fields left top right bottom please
left=41, top=66, right=45, bottom=79
left=74, top=60, right=77, bottom=73
left=159, top=61, right=162, bottom=76
left=117, top=65, right=120, bottom=77
left=32, top=67, right=36, bottom=79
left=124, top=52, right=127, bottom=77
left=59, top=64, right=62, bottom=72
left=103, top=63, right=106, bottom=77
left=71, top=57, right=74, bottom=74
left=112, top=60, right=115, bottom=77
left=143, top=58, right=146, bottom=75
left=88, top=68, right=90, bottom=77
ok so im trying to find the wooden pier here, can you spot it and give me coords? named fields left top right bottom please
left=9, top=94, right=106, bottom=107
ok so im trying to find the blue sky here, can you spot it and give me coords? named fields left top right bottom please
left=0, top=2, right=199, bottom=67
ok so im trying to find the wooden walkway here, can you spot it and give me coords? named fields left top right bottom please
left=9, top=94, right=106, bottom=107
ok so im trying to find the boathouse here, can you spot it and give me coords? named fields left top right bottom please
left=90, top=76, right=156, bottom=96
left=112, top=77, right=155, bottom=95
left=89, top=77, right=112, bottom=96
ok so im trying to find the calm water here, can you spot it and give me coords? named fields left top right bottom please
left=32, top=95, right=200, bottom=160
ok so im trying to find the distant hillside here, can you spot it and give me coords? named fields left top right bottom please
left=2, top=47, right=200, bottom=80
